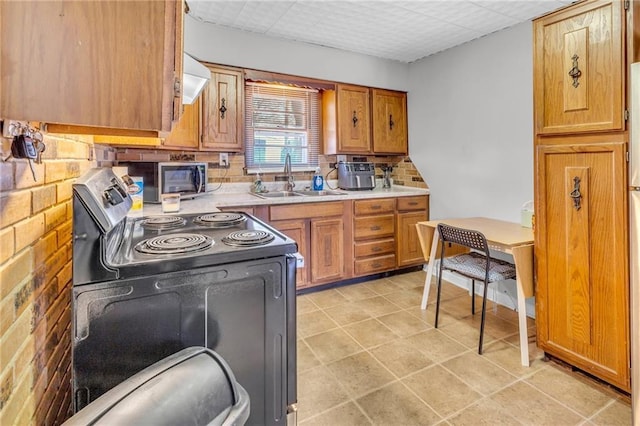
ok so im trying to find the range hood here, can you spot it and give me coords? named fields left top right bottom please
left=182, top=53, right=210, bottom=104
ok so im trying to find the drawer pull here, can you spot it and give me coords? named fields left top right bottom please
left=372, top=247, right=382, bottom=252
left=370, top=225, right=381, bottom=231
left=370, top=205, right=381, bottom=210
left=372, top=263, right=382, bottom=268
left=408, top=202, right=418, bottom=206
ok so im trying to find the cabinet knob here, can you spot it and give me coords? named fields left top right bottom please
left=352, top=110, right=358, bottom=127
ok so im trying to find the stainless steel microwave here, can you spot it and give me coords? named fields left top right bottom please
left=117, top=162, right=207, bottom=203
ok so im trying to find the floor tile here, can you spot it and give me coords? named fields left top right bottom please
left=447, top=398, right=524, bottom=425
left=300, top=402, right=372, bottom=425
left=438, top=315, right=497, bottom=350
left=404, top=329, right=468, bottom=362
left=490, top=381, right=584, bottom=425
left=326, top=351, right=396, bottom=397
left=357, top=295, right=403, bottom=317
left=357, top=382, right=441, bottom=425
left=370, top=339, right=434, bottom=378
left=442, top=351, right=518, bottom=395
left=480, top=339, right=546, bottom=377
left=322, top=301, right=372, bottom=326
left=366, top=278, right=403, bottom=295
left=304, top=328, right=363, bottom=363
left=297, top=310, right=339, bottom=338
left=306, top=288, right=349, bottom=309
left=342, top=318, right=399, bottom=348
left=382, top=289, right=424, bottom=309
left=297, top=339, right=321, bottom=373
left=376, top=310, right=432, bottom=337
left=589, top=399, right=632, bottom=425
left=525, top=366, right=614, bottom=418
left=335, top=283, right=378, bottom=301
left=403, top=365, right=483, bottom=417
left=297, top=366, right=350, bottom=421
left=297, top=296, right=319, bottom=314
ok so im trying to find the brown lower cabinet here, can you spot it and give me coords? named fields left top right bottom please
left=221, top=194, right=429, bottom=290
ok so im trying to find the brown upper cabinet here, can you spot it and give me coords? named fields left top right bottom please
left=323, top=85, right=372, bottom=154
left=372, top=89, right=408, bottom=154
left=533, top=0, right=625, bottom=135
left=323, top=85, right=408, bottom=155
left=0, top=0, right=184, bottom=137
left=201, top=66, right=244, bottom=152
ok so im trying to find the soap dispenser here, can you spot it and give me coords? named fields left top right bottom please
left=312, top=167, right=324, bottom=191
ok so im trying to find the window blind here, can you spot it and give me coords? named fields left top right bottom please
left=245, top=82, right=320, bottom=170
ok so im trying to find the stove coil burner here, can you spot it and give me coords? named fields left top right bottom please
left=140, top=216, right=186, bottom=230
left=135, top=233, right=213, bottom=255
left=222, top=230, right=275, bottom=247
left=194, top=212, right=247, bottom=228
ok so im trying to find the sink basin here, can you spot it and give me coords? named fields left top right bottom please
left=251, top=191, right=304, bottom=199
left=294, top=190, right=347, bottom=196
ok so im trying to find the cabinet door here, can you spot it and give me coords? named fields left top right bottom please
left=201, top=67, right=244, bottom=152
left=0, top=0, right=181, bottom=134
left=336, top=85, right=371, bottom=153
left=533, top=0, right=624, bottom=134
left=271, top=219, right=309, bottom=289
left=310, top=218, right=344, bottom=283
left=162, top=96, right=200, bottom=149
left=536, top=141, right=629, bottom=391
left=372, top=89, right=408, bottom=154
left=397, top=211, right=428, bottom=267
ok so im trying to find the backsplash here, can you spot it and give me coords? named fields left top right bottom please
left=114, top=148, right=428, bottom=189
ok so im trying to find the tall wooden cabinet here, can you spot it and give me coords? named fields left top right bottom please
left=533, top=0, right=630, bottom=392
left=201, top=66, right=244, bottom=152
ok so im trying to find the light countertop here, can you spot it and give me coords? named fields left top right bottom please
left=140, top=182, right=429, bottom=216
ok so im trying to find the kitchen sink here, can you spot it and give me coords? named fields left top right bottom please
left=293, top=190, right=347, bottom=196
left=251, top=191, right=304, bottom=199
left=250, top=189, right=347, bottom=199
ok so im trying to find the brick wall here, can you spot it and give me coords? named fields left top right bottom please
left=0, top=132, right=112, bottom=425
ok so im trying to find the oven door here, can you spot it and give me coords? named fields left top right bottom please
left=159, top=163, right=206, bottom=199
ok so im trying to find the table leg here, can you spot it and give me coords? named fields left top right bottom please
left=512, top=244, right=534, bottom=367
left=421, top=228, right=439, bottom=310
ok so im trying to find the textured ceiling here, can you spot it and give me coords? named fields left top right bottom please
left=186, top=0, right=572, bottom=63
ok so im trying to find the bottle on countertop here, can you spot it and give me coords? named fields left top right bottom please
left=312, top=167, right=324, bottom=191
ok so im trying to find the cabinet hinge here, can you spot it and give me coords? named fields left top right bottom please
left=174, top=77, right=181, bottom=97
left=624, top=0, right=629, bottom=10
left=625, top=109, right=630, bottom=121
left=627, top=151, right=631, bottom=162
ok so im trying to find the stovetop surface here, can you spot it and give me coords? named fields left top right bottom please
left=108, top=211, right=297, bottom=270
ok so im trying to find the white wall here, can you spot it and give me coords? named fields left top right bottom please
left=407, top=22, right=534, bottom=223
left=184, top=15, right=409, bottom=91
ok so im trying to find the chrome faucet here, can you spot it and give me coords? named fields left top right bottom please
left=284, top=152, right=295, bottom=192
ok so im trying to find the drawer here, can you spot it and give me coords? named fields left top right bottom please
left=397, top=196, right=428, bottom=211
left=354, top=254, right=396, bottom=275
left=354, top=198, right=395, bottom=215
left=354, top=238, right=395, bottom=258
left=354, top=214, right=395, bottom=239
left=270, top=201, right=344, bottom=221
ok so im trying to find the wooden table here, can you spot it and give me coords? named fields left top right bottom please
left=416, top=217, right=534, bottom=366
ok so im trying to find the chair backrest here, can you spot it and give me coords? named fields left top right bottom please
left=437, top=223, right=490, bottom=256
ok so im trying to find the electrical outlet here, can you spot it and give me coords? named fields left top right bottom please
left=219, top=153, right=229, bottom=168
left=336, top=154, right=347, bottom=163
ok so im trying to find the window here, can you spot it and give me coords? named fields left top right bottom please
left=245, top=82, right=320, bottom=171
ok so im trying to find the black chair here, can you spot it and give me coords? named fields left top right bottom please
left=435, top=223, right=516, bottom=354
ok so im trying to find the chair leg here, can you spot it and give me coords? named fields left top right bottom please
left=478, top=279, right=490, bottom=355
left=471, top=279, right=475, bottom=315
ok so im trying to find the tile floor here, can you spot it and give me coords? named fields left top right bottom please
left=296, top=271, right=632, bottom=425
